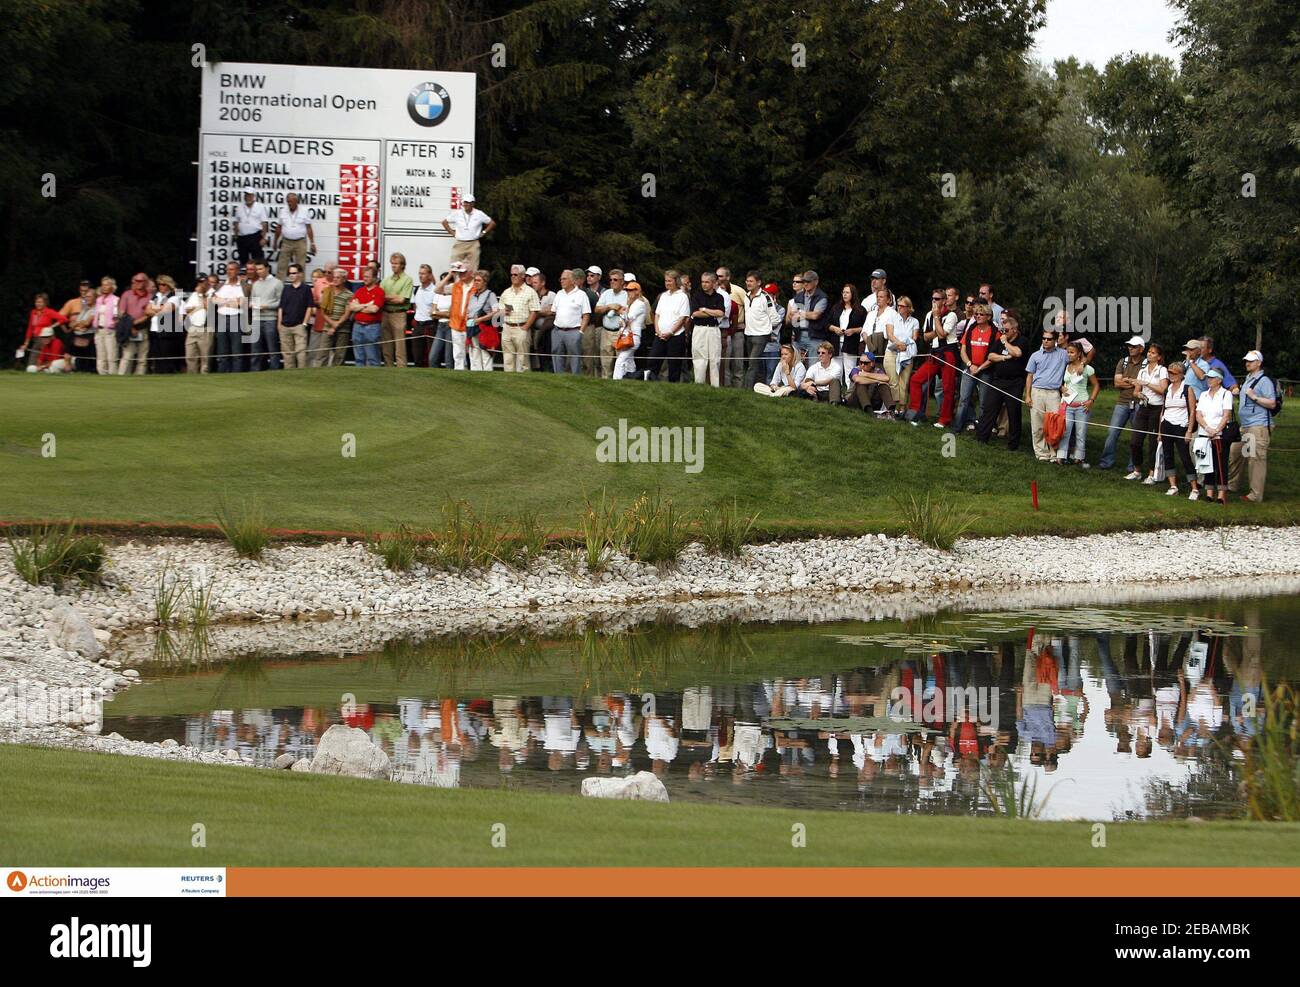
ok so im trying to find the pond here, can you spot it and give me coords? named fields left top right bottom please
left=103, top=588, right=1300, bottom=821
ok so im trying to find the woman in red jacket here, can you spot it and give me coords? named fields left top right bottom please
left=20, top=293, right=67, bottom=368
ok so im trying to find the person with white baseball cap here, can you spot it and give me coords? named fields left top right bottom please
left=1098, top=335, right=1147, bottom=470
left=1193, top=367, right=1234, bottom=504
left=231, top=187, right=269, bottom=265
left=432, top=261, right=475, bottom=370
left=1229, top=349, right=1278, bottom=502
left=441, top=193, right=495, bottom=272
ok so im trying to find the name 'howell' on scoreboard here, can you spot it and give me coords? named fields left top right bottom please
left=198, top=61, right=476, bottom=279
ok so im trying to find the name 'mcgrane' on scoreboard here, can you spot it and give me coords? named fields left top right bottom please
left=197, top=62, right=477, bottom=280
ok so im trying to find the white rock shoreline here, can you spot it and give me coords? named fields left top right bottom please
left=4, top=526, right=1300, bottom=771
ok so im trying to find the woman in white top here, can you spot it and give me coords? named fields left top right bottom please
left=184, top=276, right=214, bottom=374
left=1194, top=368, right=1234, bottom=504
left=1151, top=361, right=1199, bottom=498
left=887, top=296, right=919, bottom=415
left=1127, top=342, right=1168, bottom=480
left=612, top=280, right=648, bottom=380
left=754, top=343, right=805, bottom=396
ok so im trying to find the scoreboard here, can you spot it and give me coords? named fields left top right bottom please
left=198, top=63, right=476, bottom=279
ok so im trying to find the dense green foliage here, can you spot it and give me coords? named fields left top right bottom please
left=3, top=0, right=1296, bottom=371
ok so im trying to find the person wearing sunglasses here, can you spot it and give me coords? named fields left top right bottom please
left=1024, top=329, right=1070, bottom=461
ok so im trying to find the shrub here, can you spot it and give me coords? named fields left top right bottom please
left=427, top=498, right=511, bottom=572
left=622, top=491, right=692, bottom=568
left=6, top=523, right=105, bottom=589
left=697, top=496, right=759, bottom=557
left=214, top=496, right=270, bottom=560
left=367, top=524, right=421, bottom=572
left=153, top=566, right=186, bottom=625
left=580, top=489, right=623, bottom=574
left=894, top=493, right=977, bottom=551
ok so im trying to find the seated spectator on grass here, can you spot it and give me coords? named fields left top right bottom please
left=34, top=334, right=70, bottom=373
left=19, top=292, right=67, bottom=369
left=844, top=351, right=895, bottom=418
left=1154, top=361, right=1199, bottom=499
left=798, top=342, right=843, bottom=402
left=754, top=343, right=805, bottom=396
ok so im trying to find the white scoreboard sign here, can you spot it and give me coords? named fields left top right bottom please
left=198, top=62, right=476, bottom=280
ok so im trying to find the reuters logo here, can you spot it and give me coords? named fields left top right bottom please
left=7, top=871, right=27, bottom=892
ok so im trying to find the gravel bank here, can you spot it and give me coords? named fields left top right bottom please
left=4, top=525, right=1300, bottom=766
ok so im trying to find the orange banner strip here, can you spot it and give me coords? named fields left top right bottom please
left=229, top=867, right=1300, bottom=897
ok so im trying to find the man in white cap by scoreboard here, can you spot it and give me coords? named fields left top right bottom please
left=441, top=193, right=496, bottom=272
left=231, top=187, right=269, bottom=265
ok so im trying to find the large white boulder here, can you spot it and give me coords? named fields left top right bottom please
left=580, top=770, right=669, bottom=802
left=44, top=603, right=101, bottom=659
left=308, top=725, right=390, bottom=780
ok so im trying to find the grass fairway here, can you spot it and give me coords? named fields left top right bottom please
left=1, top=370, right=1294, bottom=539
left=4, top=745, right=1298, bottom=867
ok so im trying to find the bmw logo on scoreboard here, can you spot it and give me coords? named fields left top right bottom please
left=407, top=82, right=452, bottom=127
left=198, top=63, right=476, bottom=281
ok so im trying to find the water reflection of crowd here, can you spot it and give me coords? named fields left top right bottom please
left=160, top=623, right=1271, bottom=813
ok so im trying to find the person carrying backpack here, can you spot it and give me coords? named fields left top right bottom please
left=1229, top=349, right=1281, bottom=502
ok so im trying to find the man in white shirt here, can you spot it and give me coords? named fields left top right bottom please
left=742, top=271, right=780, bottom=388
left=409, top=264, right=444, bottom=369
left=649, top=270, right=690, bottom=382
left=550, top=268, right=591, bottom=374
left=273, top=192, right=316, bottom=277
left=230, top=187, right=269, bottom=264
left=860, top=268, right=888, bottom=316
left=440, top=193, right=495, bottom=272
left=593, top=269, right=629, bottom=378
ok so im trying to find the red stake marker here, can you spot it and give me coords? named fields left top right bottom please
left=1031, top=480, right=1039, bottom=511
